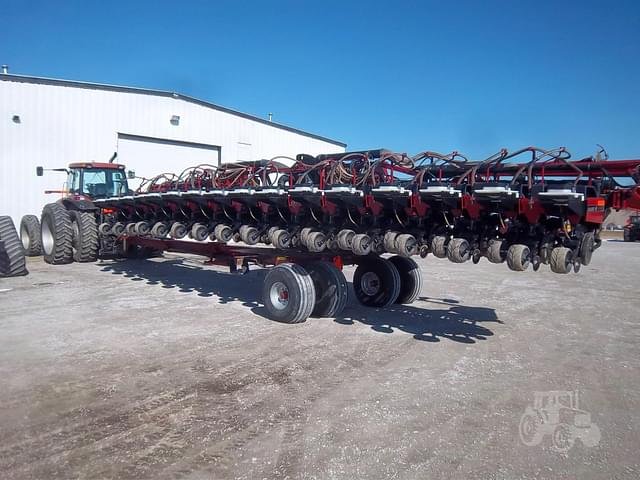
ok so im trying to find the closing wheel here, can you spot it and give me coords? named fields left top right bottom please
left=383, top=231, right=400, bottom=253
left=431, top=235, right=447, bottom=258
left=20, top=214, right=42, bottom=256
left=271, top=229, right=290, bottom=249
left=214, top=224, right=232, bottom=243
left=353, top=256, right=401, bottom=308
left=351, top=233, right=372, bottom=256
left=151, top=222, right=169, bottom=238
left=240, top=226, right=260, bottom=245
left=550, top=247, right=573, bottom=274
left=0, top=216, right=28, bottom=276
left=487, top=239, right=506, bottom=264
left=111, top=222, right=125, bottom=236
left=306, top=231, right=327, bottom=252
left=506, top=244, right=530, bottom=271
left=170, top=222, right=187, bottom=239
left=191, top=223, right=209, bottom=242
left=447, top=238, right=471, bottom=263
left=336, top=229, right=355, bottom=250
left=395, top=234, right=418, bottom=257
left=135, top=221, right=151, bottom=235
left=389, top=255, right=422, bottom=304
left=304, top=261, right=348, bottom=317
left=262, top=263, right=316, bottom=323
left=69, top=210, right=98, bottom=263
left=41, top=202, right=73, bottom=265
left=580, top=232, right=595, bottom=266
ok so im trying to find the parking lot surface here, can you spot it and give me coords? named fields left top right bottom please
left=1, top=241, right=639, bottom=479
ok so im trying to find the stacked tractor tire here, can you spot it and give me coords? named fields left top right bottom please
left=91, top=147, right=640, bottom=274
left=0, top=216, right=28, bottom=277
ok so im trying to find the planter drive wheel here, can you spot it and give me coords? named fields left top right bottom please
left=0, top=216, right=28, bottom=277
left=262, top=263, right=316, bottom=323
left=20, top=214, right=42, bottom=256
left=353, top=256, right=401, bottom=308
left=41, top=202, right=73, bottom=265
left=303, top=261, right=348, bottom=317
left=388, top=255, right=422, bottom=304
left=69, top=210, right=99, bottom=263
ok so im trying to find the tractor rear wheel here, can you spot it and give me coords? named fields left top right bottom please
left=20, top=214, right=42, bottom=256
left=0, top=216, right=28, bottom=277
left=262, top=263, right=316, bottom=323
left=353, top=256, right=401, bottom=308
left=389, top=255, right=422, bottom=304
left=69, top=211, right=98, bottom=263
left=41, top=203, right=73, bottom=265
left=304, top=261, right=348, bottom=317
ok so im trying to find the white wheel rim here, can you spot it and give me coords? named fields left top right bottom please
left=269, top=281, right=289, bottom=310
left=20, top=225, right=30, bottom=250
left=360, top=271, right=381, bottom=296
left=42, top=219, right=54, bottom=255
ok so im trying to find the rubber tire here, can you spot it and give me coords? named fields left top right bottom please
left=447, top=238, right=471, bottom=263
left=395, top=234, right=418, bottom=257
left=304, top=261, right=348, bottom=317
left=623, top=228, right=632, bottom=242
left=272, top=229, right=290, bottom=249
left=431, top=235, right=447, bottom=258
left=507, top=244, right=530, bottom=271
left=351, top=233, right=372, bottom=256
left=20, top=214, right=42, bottom=256
left=580, top=232, right=595, bottom=266
left=336, top=229, right=355, bottom=250
left=190, top=223, right=209, bottom=241
left=151, top=222, right=169, bottom=238
left=487, top=239, right=506, bottom=264
left=0, top=216, right=28, bottom=277
left=112, top=222, right=125, bottom=236
left=240, top=226, right=260, bottom=245
left=69, top=211, right=98, bottom=263
left=214, top=224, right=233, bottom=243
left=41, top=202, right=73, bottom=265
left=306, top=231, right=326, bottom=252
left=550, top=247, right=573, bottom=274
left=353, top=256, right=401, bottom=308
left=262, top=263, right=316, bottom=323
left=135, top=221, right=151, bottom=235
left=389, top=255, right=422, bottom=304
left=383, top=231, right=399, bottom=253
left=170, top=222, right=187, bottom=239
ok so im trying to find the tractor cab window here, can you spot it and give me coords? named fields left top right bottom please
left=81, top=168, right=129, bottom=198
left=67, top=169, right=82, bottom=194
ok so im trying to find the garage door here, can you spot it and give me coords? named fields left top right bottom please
left=117, top=133, right=220, bottom=190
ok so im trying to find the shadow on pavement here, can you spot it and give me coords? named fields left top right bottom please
left=99, top=257, right=500, bottom=342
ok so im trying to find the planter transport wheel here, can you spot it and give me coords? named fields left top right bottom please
left=388, top=255, right=422, bottom=304
left=262, top=263, right=316, bottom=323
left=353, top=256, right=401, bottom=308
left=304, top=261, right=348, bottom=317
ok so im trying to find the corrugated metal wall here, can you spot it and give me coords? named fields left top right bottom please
left=0, top=78, right=345, bottom=225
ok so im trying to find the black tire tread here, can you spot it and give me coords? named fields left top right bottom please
left=41, top=203, right=73, bottom=265
left=70, top=211, right=98, bottom=262
left=0, top=216, right=28, bottom=277
left=20, top=214, right=42, bottom=256
left=389, top=255, right=422, bottom=304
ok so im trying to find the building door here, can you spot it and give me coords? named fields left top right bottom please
left=116, top=133, right=221, bottom=189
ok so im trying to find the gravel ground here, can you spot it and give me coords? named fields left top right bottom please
left=0, top=240, right=639, bottom=479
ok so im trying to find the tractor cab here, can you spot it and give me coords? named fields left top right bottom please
left=38, top=162, right=132, bottom=200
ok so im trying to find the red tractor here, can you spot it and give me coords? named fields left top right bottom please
left=20, top=161, right=132, bottom=264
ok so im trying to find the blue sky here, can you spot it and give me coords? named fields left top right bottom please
left=2, top=0, right=639, bottom=159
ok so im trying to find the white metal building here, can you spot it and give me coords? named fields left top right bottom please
left=0, top=73, right=346, bottom=225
